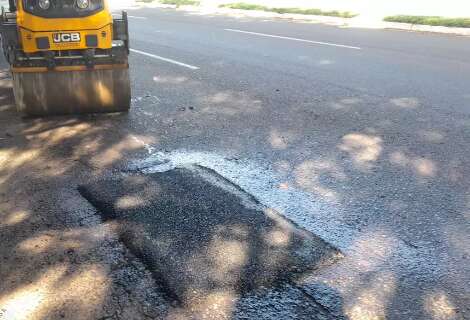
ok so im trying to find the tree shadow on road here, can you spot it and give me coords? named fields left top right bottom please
left=129, top=62, right=470, bottom=319
left=0, top=68, right=171, bottom=319
left=1, top=49, right=469, bottom=320
left=0, top=66, right=346, bottom=319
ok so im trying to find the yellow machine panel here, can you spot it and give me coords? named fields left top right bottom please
left=19, top=24, right=112, bottom=52
left=16, top=1, right=113, bottom=53
left=17, top=1, right=112, bottom=31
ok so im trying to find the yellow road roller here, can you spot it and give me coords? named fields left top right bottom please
left=0, top=0, right=131, bottom=115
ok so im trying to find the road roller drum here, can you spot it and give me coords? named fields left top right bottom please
left=12, top=65, right=130, bottom=115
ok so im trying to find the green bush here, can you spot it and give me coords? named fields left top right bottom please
left=384, top=15, right=470, bottom=28
left=220, top=3, right=357, bottom=18
left=160, top=0, right=200, bottom=6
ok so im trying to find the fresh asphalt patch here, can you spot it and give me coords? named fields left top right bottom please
left=79, top=167, right=342, bottom=309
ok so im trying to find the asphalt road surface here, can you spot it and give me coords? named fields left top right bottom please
left=1, top=7, right=469, bottom=320
left=125, top=8, right=470, bottom=317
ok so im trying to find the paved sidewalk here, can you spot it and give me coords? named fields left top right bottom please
left=122, top=0, right=470, bottom=36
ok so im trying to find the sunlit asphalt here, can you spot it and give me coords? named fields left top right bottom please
left=0, top=6, right=469, bottom=319
left=123, top=8, right=470, bottom=319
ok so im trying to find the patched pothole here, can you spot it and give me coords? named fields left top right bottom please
left=79, top=166, right=342, bottom=317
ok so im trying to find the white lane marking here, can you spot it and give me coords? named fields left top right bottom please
left=130, top=49, right=200, bottom=70
left=224, top=28, right=361, bottom=50
left=128, top=15, right=147, bottom=19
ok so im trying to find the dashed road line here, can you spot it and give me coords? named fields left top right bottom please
left=128, top=15, right=148, bottom=19
left=130, top=48, right=200, bottom=70
left=224, top=28, right=362, bottom=50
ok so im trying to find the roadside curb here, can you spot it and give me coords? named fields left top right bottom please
left=381, top=22, right=470, bottom=36
left=133, top=2, right=470, bottom=36
left=208, top=7, right=470, bottom=36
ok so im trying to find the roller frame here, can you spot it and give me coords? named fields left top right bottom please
left=0, top=9, right=132, bottom=116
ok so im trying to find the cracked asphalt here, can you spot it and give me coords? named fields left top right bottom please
left=0, top=5, right=469, bottom=320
